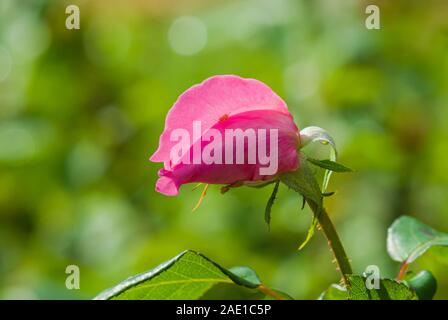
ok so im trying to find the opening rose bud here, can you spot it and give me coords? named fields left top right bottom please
left=150, top=75, right=300, bottom=196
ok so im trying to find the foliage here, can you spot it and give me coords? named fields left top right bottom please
left=95, top=250, right=290, bottom=300
left=1, top=0, right=448, bottom=300
left=346, top=276, right=417, bottom=300
left=387, top=216, right=448, bottom=264
left=95, top=176, right=448, bottom=299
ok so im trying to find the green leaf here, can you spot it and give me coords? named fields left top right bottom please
left=95, top=250, right=265, bottom=300
left=319, top=284, right=348, bottom=300
left=406, top=270, right=437, bottom=300
left=228, top=266, right=262, bottom=288
left=298, top=215, right=318, bottom=250
left=387, top=215, right=448, bottom=264
left=348, top=275, right=417, bottom=300
left=264, top=181, right=280, bottom=227
left=322, top=191, right=335, bottom=197
left=307, top=158, right=353, bottom=173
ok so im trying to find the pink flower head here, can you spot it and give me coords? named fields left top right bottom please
left=150, top=75, right=300, bottom=196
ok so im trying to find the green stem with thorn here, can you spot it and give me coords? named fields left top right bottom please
left=306, top=199, right=353, bottom=286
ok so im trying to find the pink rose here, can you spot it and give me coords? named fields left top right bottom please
left=150, top=75, right=300, bottom=196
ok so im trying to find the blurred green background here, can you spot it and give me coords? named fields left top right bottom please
left=1, top=0, right=448, bottom=299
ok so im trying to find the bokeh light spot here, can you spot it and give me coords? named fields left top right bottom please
left=168, top=16, right=207, bottom=56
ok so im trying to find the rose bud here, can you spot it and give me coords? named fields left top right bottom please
left=150, top=75, right=300, bottom=196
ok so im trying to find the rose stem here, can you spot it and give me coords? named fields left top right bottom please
left=306, top=199, right=353, bottom=286
left=257, top=284, right=285, bottom=300
left=396, top=261, right=409, bottom=281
